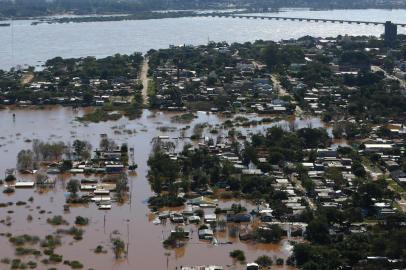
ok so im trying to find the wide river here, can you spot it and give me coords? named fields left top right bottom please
left=0, top=106, right=334, bottom=270
left=1, top=9, right=406, bottom=70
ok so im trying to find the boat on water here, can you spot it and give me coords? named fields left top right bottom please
left=0, top=23, right=11, bottom=27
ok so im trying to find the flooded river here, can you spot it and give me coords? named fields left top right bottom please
left=1, top=8, right=406, bottom=70
left=0, top=107, right=329, bottom=269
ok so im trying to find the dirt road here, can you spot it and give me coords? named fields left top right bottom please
left=271, top=74, right=304, bottom=116
left=21, top=73, right=34, bottom=85
left=140, top=58, right=149, bottom=106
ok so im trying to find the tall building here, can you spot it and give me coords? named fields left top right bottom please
left=384, top=21, right=397, bottom=46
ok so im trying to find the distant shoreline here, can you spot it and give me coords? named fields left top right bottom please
left=1, top=7, right=406, bottom=22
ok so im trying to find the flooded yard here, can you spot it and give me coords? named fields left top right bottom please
left=0, top=107, right=326, bottom=269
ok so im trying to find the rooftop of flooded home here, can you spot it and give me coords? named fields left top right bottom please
left=0, top=106, right=331, bottom=270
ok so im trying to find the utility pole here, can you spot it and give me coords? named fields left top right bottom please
left=165, top=252, right=171, bottom=270
left=126, top=221, right=130, bottom=258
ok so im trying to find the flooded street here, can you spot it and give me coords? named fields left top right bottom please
left=0, top=107, right=327, bottom=269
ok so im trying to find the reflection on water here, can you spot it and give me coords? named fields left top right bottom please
left=0, top=107, right=327, bottom=269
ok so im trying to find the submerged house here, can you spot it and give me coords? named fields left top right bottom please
left=181, top=266, right=223, bottom=270
left=198, top=229, right=214, bottom=240
left=187, top=196, right=218, bottom=208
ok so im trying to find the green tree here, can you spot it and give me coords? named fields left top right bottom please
left=66, top=179, right=80, bottom=196
left=230, top=249, right=245, bottom=262
left=111, top=238, right=125, bottom=259
left=73, top=139, right=92, bottom=160
left=254, top=225, right=284, bottom=243
left=17, top=150, right=35, bottom=171
left=306, top=218, right=330, bottom=244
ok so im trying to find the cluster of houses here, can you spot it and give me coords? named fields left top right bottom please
left=150, top=44, right=295, bottom=114
left=77, top=177, right=116, bottom=210
left=153, top=137, right=308, bottom=249
left=4, top=145, right=130, bottom=210
left=283, top=36, right=406, bottom=119
left=369, top=124, right=406, bottom=188
left=62, top=148, right=130, bottom=210
left=200, top=141, right=310, bottom=218
left=152, top=119, right=406, bottom=257
left=292, top=81, right=351, bottom=116
left=297, top=141, right=402, bottom=220
left=301, top=148, right=356, bottom=209
left=0, top=71, right=137, bottom=106
left=46, top=148, right=127, bottom=175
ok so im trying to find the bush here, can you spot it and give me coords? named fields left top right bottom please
left=230, top=249, right=245, bottom=262
left=40, top=235, right=61, bottom=249
left=94, top=245, right=104, bottom=254
left=27, top=261, right=37, bottom=269
left=9, top=235, right=40, bottom=246
left=15, top=247, right=40, bottom=256
left=1, top=257, right=11, bottom=264
left=57, top=227, right=83, bottom=240
left=66, top=197, right=89, bottom=204
left=3, top=187, right=15, bottom=194
left=11, top=259, right=22, bottom=269
left=49, top=253, right=63, bottom=263
left=47, top=216, right=68, bottom=226
left=171, top=113, right=196, bottom=123
left=74, top=216, right=89, bottom=226
left=255, top=255, right=273, bottom=268
left=43, top=249, right=53, bottom=256
left=70, top=261, right=83, bottom=269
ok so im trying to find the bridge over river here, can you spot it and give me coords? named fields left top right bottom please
left=195, top=13, right=406, bottom=27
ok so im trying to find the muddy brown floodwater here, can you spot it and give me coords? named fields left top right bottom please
left=0, top=107, right=331, bottom=270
